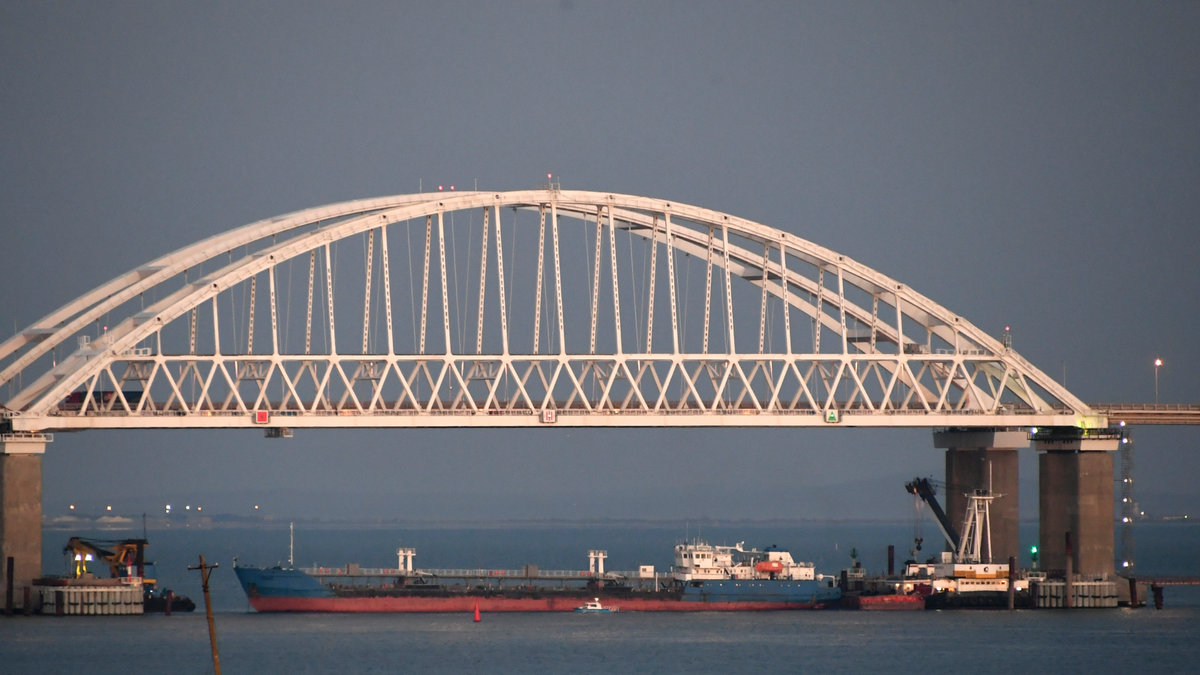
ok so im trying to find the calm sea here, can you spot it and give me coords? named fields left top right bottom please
left=3, top=522, right=1199, bottom=674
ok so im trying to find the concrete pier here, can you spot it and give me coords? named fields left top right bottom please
left=1037, top=430, right=1119, bottom=577
left=1, top=437, right=45, bottom=612
left=933, top=429, right=1028, bottom=564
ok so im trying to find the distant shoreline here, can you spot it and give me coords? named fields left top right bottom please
left=44, top=515, right=924, bottom=531
left=43, top=514, right=1195, bottom=532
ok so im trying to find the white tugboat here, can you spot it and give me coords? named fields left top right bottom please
left=575, top=598, right=618, bottom=613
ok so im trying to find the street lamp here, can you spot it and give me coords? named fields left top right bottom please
left=1154, top=358, right=1163, bottom=403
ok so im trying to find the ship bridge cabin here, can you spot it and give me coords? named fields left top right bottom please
left=673, top=541, right=734, bottom=580
left=672, top=541, right=817, bottom=581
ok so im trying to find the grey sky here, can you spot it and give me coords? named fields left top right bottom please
left=2, top=1, right=1197, bottom=521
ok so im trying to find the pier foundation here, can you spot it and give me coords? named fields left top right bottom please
left=1037, top=430, right=1119, bottom=577
left=1, top=438, right=44, bottom=611
left=933, top=429, right=1027, bottom=564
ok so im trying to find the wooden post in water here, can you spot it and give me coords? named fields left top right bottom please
left=189, top=555, right=222, bottom=675
left=1007, top=555, right=1016, bottom=610
left=5, top=556, right=13, bottom=615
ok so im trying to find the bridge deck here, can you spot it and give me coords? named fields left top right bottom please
left=1088, top=404, right=1200, bottom=426
left=7, top=407, right=1089, bottom=430
left=8, top=402, right=1195, bottom=430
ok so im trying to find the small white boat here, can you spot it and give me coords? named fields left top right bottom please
left=575, top=598, right=618, bottom=613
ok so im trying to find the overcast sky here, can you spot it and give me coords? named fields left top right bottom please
left=2, top=1, right=1197, bottom=522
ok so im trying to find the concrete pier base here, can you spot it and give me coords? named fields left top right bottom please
left=934, top=430, right=1028, bottom=564
left=1036, top=430, right=1120, bottom=578
left=1, top=438, right=44, bottom=612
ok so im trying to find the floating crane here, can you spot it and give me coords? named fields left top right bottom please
left=905, top=478, right=961, bottom=554
left=903, top=474, right=1021, bottom=607
left=906, top=476, right=1001, bottom=564
left=61, top=536, right=195, bottom=613
left=64, top=537, right=147, bottom=581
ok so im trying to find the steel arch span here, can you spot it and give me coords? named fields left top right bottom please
left=0, top=189, right=1102, bottom=432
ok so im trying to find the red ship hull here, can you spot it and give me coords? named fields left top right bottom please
left=840, top=594, right=925, bottom=610
left=248, top=595, right=832, bottom=613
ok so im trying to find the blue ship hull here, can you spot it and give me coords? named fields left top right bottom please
left=234, top=565, right=840, bottom=612
left=235, top=567, right=332, bottom=598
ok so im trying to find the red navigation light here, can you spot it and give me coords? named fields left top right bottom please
left=438, top=185, right=443, bottom=191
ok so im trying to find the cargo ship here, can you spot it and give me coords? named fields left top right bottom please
left=234, top=539, right=841, bottom=612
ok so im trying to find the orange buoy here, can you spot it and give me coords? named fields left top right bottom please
left=473, top=602, right=481, bottom=622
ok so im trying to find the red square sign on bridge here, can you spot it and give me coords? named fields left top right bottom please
left=253, top=410, right=269, bottom=424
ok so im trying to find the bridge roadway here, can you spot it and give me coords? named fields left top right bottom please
left=3, top=402, right=1090, bottom=432
left=7, top=402, right=1196, bottom=432
left=1087, top=404, right=1200, bottom=426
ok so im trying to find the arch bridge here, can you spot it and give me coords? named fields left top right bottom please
left=0, top=189, right=1134, bottom=608
left=1, top=189, right=1100, bottom=432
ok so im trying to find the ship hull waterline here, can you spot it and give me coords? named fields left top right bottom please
left=247, top=595, right=835, bottom=613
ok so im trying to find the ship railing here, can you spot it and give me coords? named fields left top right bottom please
left=301, top=567, right=600, bottom=578
left=418, top=568, right=618, bottom=580
left=421, top=568, right=528, bottom=578
left=296, top=566, right=652, bottom=580
left=539, top=570, right=589, bottom=578
left=607, top=571, right=648, bottom=579
left=303, top=567, right=409, bottom=576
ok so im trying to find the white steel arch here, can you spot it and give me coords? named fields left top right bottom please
left=0, top=189, right=1103, bottom=432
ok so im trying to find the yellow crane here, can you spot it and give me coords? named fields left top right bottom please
left=63, top=537, right=152, bottom=584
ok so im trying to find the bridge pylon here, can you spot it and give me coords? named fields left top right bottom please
left=934, top=429, right=1028, bottom=564
left=0, top=435, right=46, bottom=612
left=1035, top=428, right=1120, bottom=578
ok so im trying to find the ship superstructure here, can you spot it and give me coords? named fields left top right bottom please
left=673, top=541, right=816, bottom=581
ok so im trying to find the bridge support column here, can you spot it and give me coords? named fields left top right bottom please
left=933, top=429, right=1028, bottom=563
left=1037, top=430, right=1119, bottom=578
left=1, top=437, right=45, bottom=611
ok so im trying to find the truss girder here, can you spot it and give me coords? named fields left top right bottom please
left=0, top=190, right=1099, bottom=431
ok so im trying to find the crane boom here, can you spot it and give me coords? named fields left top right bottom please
left=64, top=537, right=147, bottom=580
left=905, top=478, right=961, bottom=552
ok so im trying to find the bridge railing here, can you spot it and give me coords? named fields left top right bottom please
left=1091, top=403, right=1200, bottom=412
